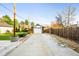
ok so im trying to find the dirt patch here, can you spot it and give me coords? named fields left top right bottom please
left=51, top=34, right=79, bottom=53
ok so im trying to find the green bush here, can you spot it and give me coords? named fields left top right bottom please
left=5, top=30, right=11, bottom=34
left=16, top=32, right=27, bottom=37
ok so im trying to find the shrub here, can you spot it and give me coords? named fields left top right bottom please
left=16, top=32, right=27, bottom=37
left=5, top=30, right=11, bottom=34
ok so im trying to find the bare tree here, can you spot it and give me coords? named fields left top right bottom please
left=55, top=14, right=63, bottom=26
left=62, top=6, right=76, bottom=26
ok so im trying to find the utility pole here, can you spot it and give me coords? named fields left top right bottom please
left=0, top=6, right=1, bottom=18
left=28, top=16, right=30, bottom=28
left=13, top=1, right=16, bottom=37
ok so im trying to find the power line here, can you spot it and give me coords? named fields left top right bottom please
left=0, top=3, right=25, bottom=20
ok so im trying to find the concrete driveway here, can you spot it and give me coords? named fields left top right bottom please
left=7, top=34, right=79, bottom=56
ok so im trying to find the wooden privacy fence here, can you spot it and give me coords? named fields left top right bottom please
left=51, top=27, right=79, bottom=42
left=44, top=27, right=79, bottom=42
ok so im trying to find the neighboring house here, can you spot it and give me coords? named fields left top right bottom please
left=0, top=22, right=13, bottom=33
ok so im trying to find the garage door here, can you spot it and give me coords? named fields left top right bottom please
left=34, top=28, right=42, bottom=33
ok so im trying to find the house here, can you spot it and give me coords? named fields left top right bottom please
left=0, top=21, right=13, bottom=33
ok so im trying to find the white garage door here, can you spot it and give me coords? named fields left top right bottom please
left=34, top=28, right=42, bottom=33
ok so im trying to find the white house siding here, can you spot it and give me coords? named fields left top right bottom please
left=0, top=27, right=13, bottom=33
